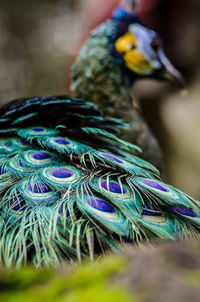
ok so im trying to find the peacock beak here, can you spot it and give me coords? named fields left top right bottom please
left=157, top=48, right=186, bottom=89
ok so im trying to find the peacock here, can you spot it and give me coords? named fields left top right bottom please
left=0, top=0, right=199, bottom=268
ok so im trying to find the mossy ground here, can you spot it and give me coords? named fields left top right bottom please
left=0, top=256, right=136, bottom=302
left=1, top=240, right=200, bottom=302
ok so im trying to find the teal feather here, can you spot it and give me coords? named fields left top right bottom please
left=0, top=95, right=199, bottom=268
left=11, top=113, right=38, bottom=125
left=106, top=148, right=160, bottom=176
left=17, top=127, right=59, bottom=141
left=82, top=127, right=142, bottom=153
left=38, top=135, right=93, bottom=156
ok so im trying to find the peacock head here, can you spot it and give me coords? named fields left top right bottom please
left=113, top=3, right=185, bottom=87
left=71, top=0, right=184, bottom=110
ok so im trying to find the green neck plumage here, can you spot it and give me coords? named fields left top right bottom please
left=71, top=21, right=162, bottom=170
left=71, top=22, right=134, bottom=123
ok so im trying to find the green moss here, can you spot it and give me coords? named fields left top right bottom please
left=0, top=267, right=53, bottom=291
left=0, top=256, right=138, bottom=302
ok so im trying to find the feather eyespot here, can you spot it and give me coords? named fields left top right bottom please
left=87, top=198, right=115, bottom=213
left=142, top=205, right=166, bottom=223
left=20, top=139, right=28, bottom=145
left=101, top=153, right=124, bottom=163
left=50, top=168, right=74, bottom=179
left=172, top=206, right=196, bottom=218
left=11, top=199, right=26, bottom=212
left=142, top=179, right=169, bottom=192
left=109, top=148, right=126, bottom=158
left=0, top=166, right=6, bottom=175
left=4, top=142, right=11, bottom=147
left=51, top=137, right=76, bottom=149
left=58, top=204, right=70, bottom=216
left=20, top=180, right=59, bottom=205
left=135, top=177, right=195, bottom=212
left=18, top=160, right=23, bottom=167
left=31, top=152, right=52, bottom=160
left=32, top=127, right=45, bottom=132
left=101, top=181, right=127, bottom=194
left=77, top=194, right=129, bottom=236
left=28, top=183, right=52, bottom=193
left=25, top=150, right=54, bottom=167
left=17, top=127, right=58, bottom=138
left=42, top=166, right=82, bottom=186
left=142, top=205, right=162, bottom=217
left=53, top=138, right=70, bottom=145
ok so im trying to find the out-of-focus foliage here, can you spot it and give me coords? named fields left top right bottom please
left=0, top=256, right=134, bottom=302
left=0, top=0, right=85, bottom=102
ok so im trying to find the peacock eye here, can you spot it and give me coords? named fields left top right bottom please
left=151, top=37, right=160, bottom=52
left=127, top=43, right=136, bottom=51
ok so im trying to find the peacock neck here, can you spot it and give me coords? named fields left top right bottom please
left=71, top=21, right=162, bottom=171
left=71, top=21, right=135, bottom=124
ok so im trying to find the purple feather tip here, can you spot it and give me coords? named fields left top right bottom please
left=87, top=198, right=115, bottom=213
left=101, top=181, right=127, bottom=194
left=50, top=168, right=74, bottom=178
left=102, top=153, right=123, bottom=163
left=142, top=179, right=169, bottom=192
left=172, top=207, right=196, bottom=218
left=32, top=127, right=44, bottom=132
left=32, top=152, right=52, bottom=160
left=28, top=183, right=52, bottom=193
left=53, top=138, right=70, bottom=145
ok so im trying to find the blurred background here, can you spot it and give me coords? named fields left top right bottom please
left=0, top=0, right=199, bottom=197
